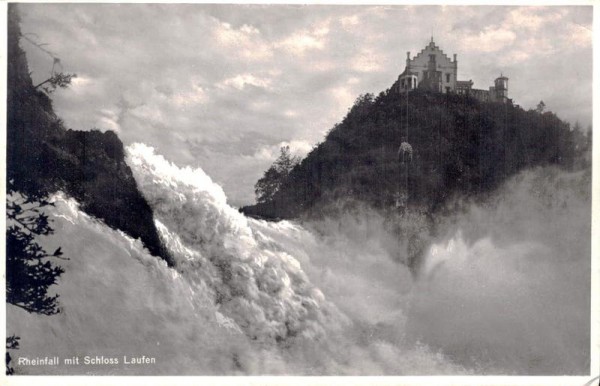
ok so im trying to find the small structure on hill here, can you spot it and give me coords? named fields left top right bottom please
left=397, top=37, right=511, bottom=104
left=398, top=142, right=413, bottom=164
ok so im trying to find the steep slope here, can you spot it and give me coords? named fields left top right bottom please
left=6, top=5, right=173, bottom=265
left=242, top=87, right=585, bottom=219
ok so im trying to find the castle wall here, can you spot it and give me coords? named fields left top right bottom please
left=469, top=89, right=490, bottom=102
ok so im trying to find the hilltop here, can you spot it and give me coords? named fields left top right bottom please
left=242, top=86, right=590, bottom=220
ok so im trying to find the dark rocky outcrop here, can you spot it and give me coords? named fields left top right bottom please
left=7, top=5, right=174, bottom=266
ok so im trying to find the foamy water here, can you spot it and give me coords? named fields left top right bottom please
left=6, top=144, right=590, bottom=375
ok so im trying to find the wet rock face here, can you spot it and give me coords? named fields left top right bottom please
left=7, top=4, right=174, bottom=266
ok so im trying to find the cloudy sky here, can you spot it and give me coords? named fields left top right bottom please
left=17, top=4, right=593, bottom=206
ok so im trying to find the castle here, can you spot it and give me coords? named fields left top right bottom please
left=397, top=37, right=510, bottom=104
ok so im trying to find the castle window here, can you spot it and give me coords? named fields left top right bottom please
left=446, top=74, right=450, bottom=83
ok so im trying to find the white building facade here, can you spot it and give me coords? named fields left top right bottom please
left=398, top=38, right=510, bottom=104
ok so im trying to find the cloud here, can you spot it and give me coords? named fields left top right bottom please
left=506, top=7, right=567, bottom=32
left=507, top=7, right=545, bottom=30
left=219, top=74, right=273, bottom=90
left=330, top=86, right=355, bottom=114
left=172, top=85, right=209, bottom=107
left=16, top=4, right=593, bottom=206
left=98, top=109, right=121, bottom=133
left=352, top=50, right=386, bottom=73
left=70, top=75, right=91, bottom=89
left=567, top=23, right=593, bottom=47
left=460, top=26, right=517, bottom=53
left=275, top=20, right=330, bottom=55
left=213, top=20, right=273, bottom=61
left=339, top=14, right=360, bottom=28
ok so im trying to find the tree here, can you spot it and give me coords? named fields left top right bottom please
left=20, top=29, right=77, bottom=95
left=6, top=186, right=67, bottom=375
left=255, top=146, right=300, bottom=203
left=347, top=93, right=375, bottom=119
left=6, top=188, right=66, bottom=315
left=34, top=71, right=77, bottom=94
left=536, top=100, right=546, bottom=113
left=5, top=335, right=20, bottom=375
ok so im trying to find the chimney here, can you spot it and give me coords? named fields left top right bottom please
left=406, top=51, right=411, bottom=67
left=453, top=53, right=457, bottom=62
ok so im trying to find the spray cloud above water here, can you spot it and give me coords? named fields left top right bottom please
left=6, top=143, right=590, bottom=376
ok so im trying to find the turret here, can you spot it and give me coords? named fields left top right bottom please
left=494, top=74, right=508, bottom=101
left=495, top=74, right=508, bottom=91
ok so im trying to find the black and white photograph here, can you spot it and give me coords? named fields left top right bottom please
left=4, top=2, right=597, bottom=383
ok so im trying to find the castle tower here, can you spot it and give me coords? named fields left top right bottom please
left=398, top=51, right=418, bottom=92
left=493, top=74, right=509, bottom=102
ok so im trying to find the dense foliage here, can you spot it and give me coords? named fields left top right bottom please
left=243, top=88, right=590, bottom=219
left=255, top=146, right=300, bottom=203
left=6, top=187, right=65, bottom=315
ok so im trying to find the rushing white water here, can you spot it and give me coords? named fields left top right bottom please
left=6, top=143, right=590, bottom=375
